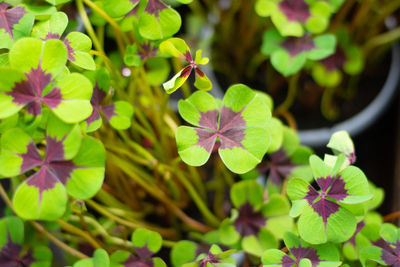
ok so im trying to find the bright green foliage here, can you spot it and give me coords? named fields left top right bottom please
left=312, top=29, right=364, bottom=87
left=218, top=180, right=292, bottom=256
left=82, top=68, right=134, bottom=132
left=261, top=29, right=336, bottom=76
left=139, top=0, right=181, bottom=40
left=255, top=0, right=338, bottom=36
left=263, top=126, right=313, bottom=195
left=360, top=223, right=400, bottom=267
left=103, top=0, right=138, bottom=18
left=0, top=216, right=53, bottom=266
left=324, top=130, right=356, bottom=169
left=0, top=116, right=105, bottom=220
left=170, top=241, right=198, bottom=267
left=45, top=0, right=72, bottom=5
left=287, top=154, right=372, bottom=244
left=262, top=232, right=342, bottom=267
left=73, top=249, right=110, bottom=267
left=0, top=2, right=35, bottom=49
left=183, top=245, right=236, bottom=267
left=32, top=11, right=96, bottom=70
left=132, top=228, right=163, bottom=255
left=160, top=38, right=212, bottom=93
left=0, top=37, right=93, bottom=123
left=176, top=84, right=271, bottom=173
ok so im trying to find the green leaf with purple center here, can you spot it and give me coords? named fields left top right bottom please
left=260, top=126, right=313, bottom=190
left=32, top=11, right=95, bottom=70
left=0, top=2, right=34, bottom=49
left=261, top=29, right=336, bottom=76
left=341, top=212, right=383, bottom=261
left=129, top=228, right=167, bottom=267
left=82, top=68, right=134, bottom=132
left=360, top=223, right=400, bottom=267
left=312, top=29, right=364, bottom=87
left=138, top=0, right=181, bottom=40
left=262, top=232, right=341, bottom=267
left=255, top=0, right=334, bottom=36
left=0, top=116, right=105, bottom=220
left=287, top=154, right=372, bottom=244
left=0, top=37, right=93, bottom=123
left=183, top=244, right=236, bottom=267
left=160, top=38, right=211, bottom=93
left=0, top=216, right=53, bottom=266
left=219, top=180, right=292, bottom=256
left=176, top=84, right=271, bottom=174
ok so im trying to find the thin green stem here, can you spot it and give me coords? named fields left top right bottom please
left=57, top=219, right=103, bottom=249
left=86, top=199, right=177, bottom=239
left=364, top=26, right=400, bottom=55
left=174, top=172, right=220, bottom=227
left=276, top=73, right=300, bottom=112
left=108, top=153, right=212, bottom=233
left=82, top=0, right=128, bottom=52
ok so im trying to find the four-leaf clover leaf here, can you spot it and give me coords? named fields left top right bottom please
left=176, top=84, right=271, bottom=174
left=0, top=115, right=105, bottom=220
left=0, top=37, right=93, bottom=123
left=287, top=154, right=372, bottom=244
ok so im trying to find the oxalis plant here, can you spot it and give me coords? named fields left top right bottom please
left=0, top=0, right=397, bottom=267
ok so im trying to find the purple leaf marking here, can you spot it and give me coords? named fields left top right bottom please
left=7, top=65, right=62, bottom=115
left=139, top=43, right=157, bottom=60
left=0, top=3, right=26, bottom=38
left=281, top=35, right=315, bottom=57
left=261, top=149, right=297, bottom=185
left=194, top=128, right=217, bottom=154
left=304, top=175, right=348, bottom=225
left=85, top=84, right=117, bottom=127
left=199, top=251, right=221, bottom=267
left=198, top=110, right=219, bottom=131
left=123, top=254, right=154, bottom=267
left=19, top=136, right=78, bottom=194
left=282, top=245, right=321, bottom=267
left=20, top=142, right=43, bottom=173
left=347, top=221, right=365, bottom=246
left=134, top=246, right=154, bottom=260
left=43, top=32, right=76, bottom=62
left=193, top=106, right=246, bottom=152
left=0, top=237, right=35, bottom=267
left=144, top=0, right=167, bottom=17
left=233, top=202, right=267, bottom=237
left=100, top=104, right=116, bottom=121
left=348, top=152, right=356, bottom=164
left=63, top=39, right=75, bottom=62
left=278, top=0, right=310, bottom=23
left=26, top=166, right=59, bottom=195
left=373, top=239, right=400, bottom=266
left=43, top=32, right=61, bottom=40
left=320, top=47, right=347, bottom=71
